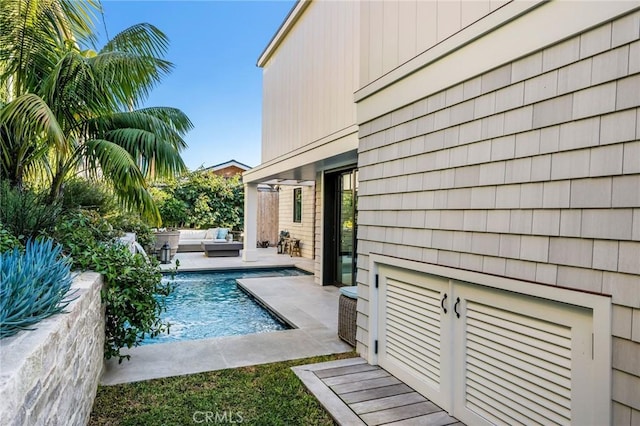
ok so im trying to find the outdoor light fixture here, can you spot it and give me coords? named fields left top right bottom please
left=160, top=242, right=171, bottom=264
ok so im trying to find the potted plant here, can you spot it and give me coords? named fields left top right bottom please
left=152, top=228, right=180, bottom=259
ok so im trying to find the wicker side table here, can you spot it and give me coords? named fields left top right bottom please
left=338, top=288, right=357, bottom=347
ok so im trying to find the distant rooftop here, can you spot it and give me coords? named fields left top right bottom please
left=201, top=159, right=252, bottom=173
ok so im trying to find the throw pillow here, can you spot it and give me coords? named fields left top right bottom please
left=205, top=228, right=219, bottom=239
left=217, top=228, right=229, bottom=240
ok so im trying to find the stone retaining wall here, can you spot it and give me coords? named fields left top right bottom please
left=0, top=272, right=104, bottom=426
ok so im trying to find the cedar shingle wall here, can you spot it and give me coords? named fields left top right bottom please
left=356, top=11, right=640, bottom=420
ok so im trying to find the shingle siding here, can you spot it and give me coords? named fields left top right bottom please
left=357, top=11, right=640, bottom=420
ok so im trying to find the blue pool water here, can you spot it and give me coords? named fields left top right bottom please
left=142, top=268, right=309, bottom=345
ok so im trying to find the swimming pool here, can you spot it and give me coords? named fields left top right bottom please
left=142, top=268, right=309, bottom=345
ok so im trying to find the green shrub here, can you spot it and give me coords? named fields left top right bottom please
left=93, top=243, right=172, bottom=362
left=51, top=210, right=119, bottom=270
left=0, top=239, right=75, bottom=339
left=61, top=178, right=118, bottom=215
left=53, top=210, right=171, bottom=361
left=0, top=223, right=21, bottom=253
left=152, top=172, right=244, bottom=229
left=0, top=181, right=62, bottom=241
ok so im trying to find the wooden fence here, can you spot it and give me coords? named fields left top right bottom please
left=257, top=190, right=279, bottom=246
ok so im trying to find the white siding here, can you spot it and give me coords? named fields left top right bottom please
left=278, top=186, right=315, bottom=259
left=359, top=0, right=505, bottom=87
left=357, top=8, right=640, bottom=420
left=261, top=0, right=359, bottom=163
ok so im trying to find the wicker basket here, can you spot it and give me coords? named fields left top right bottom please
left=338, top=294, right=357, bottom=346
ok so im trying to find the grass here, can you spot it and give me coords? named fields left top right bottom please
left=89, top=352, right=357, bottom=425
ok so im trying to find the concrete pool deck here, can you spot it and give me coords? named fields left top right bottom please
left=158, top=247, right=315, bottom=274
left=101, top=271, right=352, bottom=385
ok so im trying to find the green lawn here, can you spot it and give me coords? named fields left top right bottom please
left=89, top=352, right=357, bottom=425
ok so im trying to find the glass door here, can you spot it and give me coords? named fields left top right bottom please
left=324, top=168, right=358, bottom=286
left=337, top=170, right=358, bottom=285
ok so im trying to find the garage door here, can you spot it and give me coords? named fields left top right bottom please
left=376, top=264, right=609, bottom=426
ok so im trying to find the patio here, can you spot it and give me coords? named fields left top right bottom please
left=158, top=247, right=314, bottom=273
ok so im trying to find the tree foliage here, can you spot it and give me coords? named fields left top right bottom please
left=0, top=1, right=182, bottom=359
left=153, top=172, right=244, bottom=230
left=0, top=0, right=192, bottom=223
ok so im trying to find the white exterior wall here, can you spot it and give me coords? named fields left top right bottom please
left=278, top=186, right=315, bottom=259
left=359, top=0, right=510, bottom=86
left=356, top=6, right=640, bottom=421
left=260, top=0, right=359, bottom=163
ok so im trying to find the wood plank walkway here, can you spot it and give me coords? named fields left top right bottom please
left=292, top=358, right=462, bottom=426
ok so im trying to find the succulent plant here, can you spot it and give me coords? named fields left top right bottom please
left=0, top=239, right=76, bottom=339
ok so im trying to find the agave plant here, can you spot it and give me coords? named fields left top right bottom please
left=0, top=238, right=75, bottom=339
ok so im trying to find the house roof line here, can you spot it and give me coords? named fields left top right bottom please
left=257, top=0, right=309, bottom=68
left=202, top=159, right=251, bottom=172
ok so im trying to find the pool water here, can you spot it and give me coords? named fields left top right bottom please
left=142, top=268, right=308, bottom=345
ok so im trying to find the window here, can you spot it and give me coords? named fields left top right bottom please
left=293, top=188, right=302, bottom=223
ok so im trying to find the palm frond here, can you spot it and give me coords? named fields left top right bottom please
left=100, top=23, right=169, bottom=58
left=102, top=127, right=186, bottom=178
left=88, top=50, right=172, bottom=108
left=0, top=0, right=99, bottom=97
left=88, top=108, right=190, bottom=152
left=83, top=138, right=160, bottom=223
left=0, top=93, right=66, bottom=152
left=137, top=107, right=194, bottom=135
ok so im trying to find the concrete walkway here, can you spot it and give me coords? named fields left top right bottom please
left=101, top=273, right=351, bottom=385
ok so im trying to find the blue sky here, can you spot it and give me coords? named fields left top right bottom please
left=98, top=1, right=295, bottom=171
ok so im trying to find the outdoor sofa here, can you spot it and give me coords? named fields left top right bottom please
left=178, top=228, right=231, bottom=252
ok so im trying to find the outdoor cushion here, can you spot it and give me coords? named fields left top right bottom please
left=204, top=228, right=219, bottom=239
left=217, top=228, right=229, bottom=239
left=179, top=229, right=208, bottom=240
left=339, top=286, right=358, bottom=299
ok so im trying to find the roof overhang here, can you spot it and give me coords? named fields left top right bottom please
left=243, top=125, right=358, bottom=185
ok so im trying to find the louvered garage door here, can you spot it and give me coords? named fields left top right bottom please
left=377, top=265, right=451, bottom=409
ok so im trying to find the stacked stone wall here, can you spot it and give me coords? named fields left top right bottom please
left=0, top=272, right=104, bottom=426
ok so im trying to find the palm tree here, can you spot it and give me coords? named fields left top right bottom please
left=0, top=0, right=191, bottom=223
